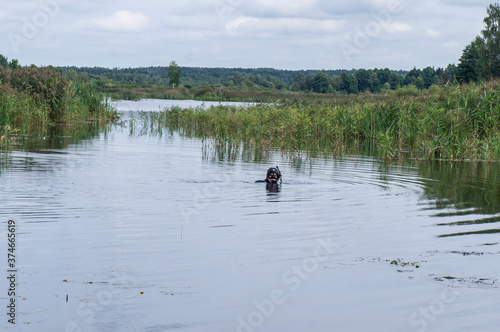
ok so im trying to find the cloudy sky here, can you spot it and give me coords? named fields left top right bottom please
left=0, top=0, right=494, bottom=70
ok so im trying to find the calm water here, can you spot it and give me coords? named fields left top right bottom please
left=1, top=100, right=499, bottom=332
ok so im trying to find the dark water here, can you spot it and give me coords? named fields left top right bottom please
left=1, top=100, right=499, bottom=332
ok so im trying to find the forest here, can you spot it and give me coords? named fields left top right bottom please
left=60, top=64, right=455, bottom=95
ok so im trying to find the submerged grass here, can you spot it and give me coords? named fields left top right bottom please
left=0, top=66, right=118, bottom=149
left=155, top=81, right=500, bottom=161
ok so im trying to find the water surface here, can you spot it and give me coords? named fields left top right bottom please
left=1, top=100, right=499, bottom=332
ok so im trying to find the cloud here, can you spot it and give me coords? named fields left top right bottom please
left=225, top=16, right=259, bottom=34
left=424, top=28, right=440, bottom=38
left=225, top=16, right=344, bottom=36
left=1, top=0, right=496, bottom=71
left=88, top=11, right=150, bottom=33
left=384, top=22, right=413, bottom=33
left=243, top=0, right=319, bottom=17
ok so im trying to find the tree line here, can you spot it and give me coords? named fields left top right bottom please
left=59, top=64, right=458, bottom=95
left=1, top=58, right=458, bottom=95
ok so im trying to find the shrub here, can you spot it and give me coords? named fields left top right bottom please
left=8, top=67, right=68, bottom=120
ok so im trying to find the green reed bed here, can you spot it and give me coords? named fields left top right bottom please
left=1, top=66, right=118, bottom=148
left=157, top=81, right=500, bottom=161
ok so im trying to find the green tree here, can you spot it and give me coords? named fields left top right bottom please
left=390, top=72, right=403, bottom=89
left=233, top=72, right=243, bottom=86
left=330, top=75, right=343, bottom=91
left=345, top=74, right=358, bottom=94
left=312, top=72, right=330, bottom=93
left=0, top=54, right=8, bottom=68
left=443, top=64, right=458, bottom=83
left=291, top=73, right=305, bottom=91
left=481, top=3, right=500, bottom=78
left=456, top=36, right=483, bottom=82
left=304, top=74, right=314, bottom=91
left=168, top=61, right=181, bottom=87
left=404, top=67, right=422, bottom=87
left=376, top=68, right=391, bottom=86
left=459, top=3, right=500, bottom=81
left=355, top=69, right=370, bottom=92
left=8, top=59, right=21, bottom=70
left=339, top=72, right=348, bottom=92
left=368, top=71, right=379, bottom=92
left=422, top=66, right=437, bottom=88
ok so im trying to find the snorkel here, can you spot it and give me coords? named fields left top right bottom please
left=276, top=166, right=282, bottom=184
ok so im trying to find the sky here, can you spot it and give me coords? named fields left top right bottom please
left=0, top=0, right=495, bottom=71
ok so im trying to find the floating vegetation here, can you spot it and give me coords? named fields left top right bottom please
left=448, top=250, right=484, bottom=256
left=427, top=250, right=500, bottom=256
left=389, top=258, right=421, bottom=268
left=432, top=276, right=498, bottom=288
left=357, top=257, right=423, bottom=269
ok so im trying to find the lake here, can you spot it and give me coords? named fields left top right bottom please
left=1, top=99, right=499, bottom=332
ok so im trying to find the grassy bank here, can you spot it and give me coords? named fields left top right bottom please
left=158, top=81, right=500, bottom=161
left=102, top=85, right=365, bottom=104
left=1, top=66, right=118, bottom=148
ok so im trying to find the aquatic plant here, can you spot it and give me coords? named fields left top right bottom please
left=156, top=80, right=500, bottom=161
left=0, top=65, right=118, bottom=148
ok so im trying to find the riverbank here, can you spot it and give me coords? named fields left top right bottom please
left=1, top=66, right=118, bottom=148
left=159, top=80, right=500, bottom=161
left=102, top=85, right=368, bottom=104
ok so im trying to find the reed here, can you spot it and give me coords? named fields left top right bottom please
left=156, top=80, right=500, bottom=161
left=0, top=66, right=118, bottom=147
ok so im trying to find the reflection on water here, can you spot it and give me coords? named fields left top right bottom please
left=0, top=100, right=499, bottom=332
left=418, top=161, right=500, bottom=238
left=2, top=121, right=113, bottom=153
left=420, top=161, right=500, bottom=214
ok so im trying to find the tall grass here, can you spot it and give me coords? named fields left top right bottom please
left=156, top=80, right=500, bottom=161
left=0, top=66, right=117, bottom=148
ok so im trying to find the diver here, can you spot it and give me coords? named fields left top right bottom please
left=256, top=166, right=282, bottom=184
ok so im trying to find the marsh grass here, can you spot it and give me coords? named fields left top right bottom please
left=104, top=85, right=395, bottom=104
left=149, top=80, right=500, bottom=161
left=0, top=66, right=118, bottom=148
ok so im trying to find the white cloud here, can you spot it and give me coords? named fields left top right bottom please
left=225, top=16, right=344, bottom=36
left=225, top=16, right=258, bottom=34
left=244, top=0, right=319, bottom=17
left=424, top=28, right=440, bottom=38
left=384, top=22, right=413, bottom=33
left=88, top=11, right=150, bottom=33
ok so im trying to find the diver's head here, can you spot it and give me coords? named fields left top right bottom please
left=266, top=167, right=281, bottom=184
